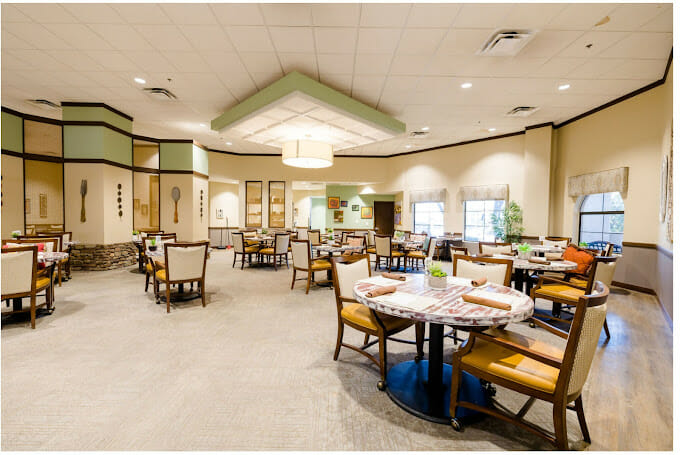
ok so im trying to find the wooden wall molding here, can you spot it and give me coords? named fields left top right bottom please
left=60, top=102, right=133, bottom=122
left=622, top=241, right=658, bottom=249
left=159, top=169, right=209, bottom=179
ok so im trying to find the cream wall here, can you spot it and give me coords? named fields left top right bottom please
left=192, top=175, right=209, bottom=241
left=209, top=181, right=239, bottom=227
left=522, top=126, right=553, bottom=235
left=133, top=144, right=159, bottom=169
left=1, top=155, right=24, bottom=238
left=160, top=173, right=194, bottom=241
left=292, top=188, right=325, bottom=227
left=24, top=160, right=63, bottom=225
left=64, top=163, right=105, bottom=244
left=102, top=165, right=133, bottom=244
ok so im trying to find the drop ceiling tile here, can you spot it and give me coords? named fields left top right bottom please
left=520, top=30, right=583, bottom=58
left=88, top=24, right=154, bottom=51
left=269, top=27, right=315, bottom=53
left=61, top=4, right=124, bottom=23
left=12, top=49, right=74, bottom=72
left=178, top=25, right=234, bottom=52
left=311, top=4, right=360, bottom=27
left=567, top=58, right=627, bottom=79
left=639, top=6, right=673, bottom=32
left=163, top=51, right=213, bottom=73
left=453, top=3, right=515, bottom=29
left=2, top=4, right=33, bottom=22
left=501, top=3, right=568, bottom=29
left=317, top=54, right=354, bottom=75
left=251, top=72, right=284, bottom=90
left=239, top=52, right=282, bottom=74
left=351, top=75, right=385, bottom=92
left=354, top=53, right=393, bottom=75
left=225, top=26, right=275, bottom=53
left=596, top=4, right=669, bottom=32
left=318, top=73, right=353, bottom=95
left=161, top=4, right=216, bottom=25
left=314, top=28, right=358, bottom=54
left=110, top=4, right=172, bottom=25
left=1, top=29, right=30, bottom=50
left=390, top=55, right=430, bottom=76
left=598, top=32, right=672, bottom=59
left=85, top=51, right=140, bottom=72
left=201, top=51, right=248, bottom=74
left=1, top=51, right=34, bottom=70
left=2, top=23, right=68, bottom=50
left=396, top=28, right=446, bottom=55
left=14, top=3, right=77, bottom=23
left=438, top=29, right=494, bottom=56
left=383, top=76, right=420, bottom=92
left=545, top=3, right=617, bottom=30
left=350, top=89, right=380, bottom=108
left=43, top=23, right=114, bottom=50
left=217, top=72, right=258, bottom=98
left=600, top=59, right=668, bottom=80
left=557, top=31, right=628, bottom=58
left=82, top=72, right=130, bottom=88
left=532, top=57, right=587, bottom=78
left=261, top=4, right=312, bottom=26
left=126, top=51, right=177, bottom=73
left=356, top=28, right=402, bottom=54
left=360, top=4, right=411, bottom=27
left=210, top=4, right=264, bottom=25
left=278, top=53, right=319, bottom=79
left=406, top=4, right=461, bottom=28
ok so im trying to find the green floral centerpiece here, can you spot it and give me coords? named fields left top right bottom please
left=578, top=241, right=588, bottom=248
left=11, top=230, right=21, bottom=239
left=326, top=228, right=334, bottom=240
left=394, top=230, right=405, bottom=239
left=426, top=260, right=448, bottom=289
left=261, top=228, right=269, bottom=235
left=517, top=242, right=532, bottom=260
left=149, top=237, right=157, bottom=251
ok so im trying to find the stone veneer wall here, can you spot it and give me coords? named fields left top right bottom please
left=70, top=242, right=137, bottom=271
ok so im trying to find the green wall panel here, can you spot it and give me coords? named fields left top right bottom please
left=63, top=125, right=104, bottom=159
left=103, top=128, right=132, bottom=166
left=192, top=145, right=209, bottom=175
left=1, top=112, right=23, bottom=153
left=160, top=142, right=193, bottom=171
left=325, top=185, right=394, bottom=229
left=62, top=106, right=132, bottom=133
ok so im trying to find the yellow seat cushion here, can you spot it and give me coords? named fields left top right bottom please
left=534, top=283, right=584, bottom=302
left=382, top=250, right=404, bottom=257
left=568, top=277, right=588, bottom=287
left=259, top=247, right=274, bottom=254
left=310, top=259, right=332, bottom=270
left=407, top=251, right=426, bottom=258
left=341, top=303, right=413, bottom=332
left=146, top=261, right=165, bottom=273
left=461, top=328, right=563, bottom=394
left=155, top=269, right=167, bottom=282
left=245, top=240, right=259, bottom=247
left=35, top=276, right=51, bottom=290
left=244, top=245, right=260, bottom=253
left=366, top=247, right=376, bottom=254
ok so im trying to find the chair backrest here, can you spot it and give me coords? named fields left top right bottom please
left=340, top=231, right=350, bottom=244
left=558, top=281, right=610, bottom=397
left=35, top=232, right=66, bottom=251
left=241, top=230, right=257, bottom=238
left=164, top=241, right=208, bottom=281
left=450, top=245, right=469, bottom=257
left=401, top=230, right=412, bottom=240
left=12, top=237, right=59, bottom=253
left=1, top=245, right=37, bottom=297
left=375, top=235, right=392, bottom=256
left=331, top=254, right=371, bottom=302
left=143, top=234, right=177, bottom=252
left=543, top=237, right=570, bottom=248
left=478, top=242, right=513, bottom=255
left=141, top=230, right=164, bottom=237
left=291, top=239, right=311, bottom=269
left=604, top=243, right=614, bottom=256
left=583, top=256, right=618, bottom=291
left=410, top=233, right=427, bottom=244
left=61, top=231, right=72, bottom=248
left=346, top=235, right=365, bottom=249
left=308, top=230, right=321, bottom=245
left=274, top=233, right=290, bottom=254
left=452, top=254, right=513, bottom=286
left=367, top=230, right=376, bottom=247
left=232, top=232, right=245, bottom=253
left=426, top=238, right=437, bottom=257
left=296, top=228, right=308, bottom=240
left=545, top=236, right=571, bottom=245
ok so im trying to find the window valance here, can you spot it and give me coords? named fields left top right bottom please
left=409, top=188, right=446, bottom=203
left=459, top=184, right=508, bottom=202
left=567, top=167, right=629, bottom=198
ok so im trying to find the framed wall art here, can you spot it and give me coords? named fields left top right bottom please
left=352, top=205, right=359, bottom=211
left=328, top=197, right=340, bottom=209
left=361, top=206, right=373, bottom=219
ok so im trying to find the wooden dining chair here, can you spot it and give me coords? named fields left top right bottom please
left=142, top=233, right=177, bottom=292
left=374, top=234, right=404, bottom=271
left=543, top=236, right=571, bottom=248
left=154, top=241, right=209, bottom=313
left=343, top=235, right=366, bottom=255
left=450, top=282, right=610, bottom=450
left=35, top=231, right=73, bottom=283
left=478, top=241, right=514, bottom=255
left=290, top=239, right=332, bottom=294
left=330, top=254, right=424, bottom=390
left=1, top=245, right=53, bottom=329
left=452, top=254, right=513, bottom=286
left=449, top=245, right=469, bottom=258
left=232, top=232, right=260, bottom=269
left=296, top=228, right=309, bottom=240
left=259, top=233, right=290, bottom=270
left=406, top=236, right=436, bottom=270
left=308, top=230, right=321, bottom=245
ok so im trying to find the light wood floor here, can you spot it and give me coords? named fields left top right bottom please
left=1, top=250, right=673, bottom=450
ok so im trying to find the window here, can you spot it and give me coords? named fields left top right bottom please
left=464, top=200, right=505, bottom=242
left=579, top=192, right=624, bottom=248
left=413, top=202, right=444, bottom=237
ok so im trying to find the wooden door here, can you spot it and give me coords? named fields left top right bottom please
left=373, top=201, right=394, bottom=236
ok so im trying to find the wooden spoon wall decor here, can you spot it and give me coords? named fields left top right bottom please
left=80, top=179, right=87, bottom=222
left=171, top=186, right=181, bottom=223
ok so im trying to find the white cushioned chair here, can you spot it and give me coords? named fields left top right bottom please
left=452, top=254, right=513, bottom=286
left=154, top=241, right=209, bottom=313
left=290, top=239, right=331, bottom=294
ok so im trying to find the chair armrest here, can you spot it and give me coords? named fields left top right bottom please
left=536, top=275, right=586, bottom=290
left=473, top=331, right=563, bottom=369
left=529, top=317, right=569, bottom=339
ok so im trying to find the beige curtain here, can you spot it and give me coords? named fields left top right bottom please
left=567, top=167, right=629, bottom=198
left=459, top=184, right=508, bottom=202
left=409, top=188, right=446, bottom=203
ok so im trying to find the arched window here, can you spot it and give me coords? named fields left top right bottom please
left=579, top=192, right=624, bottom=251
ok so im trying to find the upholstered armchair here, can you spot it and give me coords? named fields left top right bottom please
left=143, top=233, right=177, bottom=292
left=290, top=239, right=332, bottom=294
left=452, top=254, right=513, bottom=286
left=543, top=236, right=571, bottom=248
left=478, top=242, right=514, bottom=255
left=259, top=233, right=290, bottom=270
left=154, top=241, right=209, bottom=313
left=374, top=235, right=404, bottom=271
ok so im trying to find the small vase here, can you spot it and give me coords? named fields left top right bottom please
left=427, top=275, right=448, bottom=289
left=518, top=251, right=531, bottom=260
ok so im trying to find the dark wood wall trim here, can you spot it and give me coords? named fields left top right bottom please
left=158, top=169, right=209, bottom=179
left=62, top=120, right=132, bottom=138
left=1, top=149, right=23, bottom=158
left=158, top=139, right=193, bottom=144
left=61, top=102, right=133, bottom=122
left=2, top=106, right=61, bottom=125
left=131, top=134, right=160, bottom=144
left=525, top=122, right=554, bottom=131
left=63, top=158, right=133, bottom=171
left=612, top=281, right=656, bottom=295
left=132, top=166, right=160, bottom=174
left=622, top=241, right=657, bottom=249
left=23, top=153, right=63, bottom=163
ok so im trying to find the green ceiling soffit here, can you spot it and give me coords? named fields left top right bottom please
left=211, top=71, right=405, bottom=134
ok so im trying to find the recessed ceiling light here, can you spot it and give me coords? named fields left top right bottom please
left=200, top=123, right=206, bottom=127
left=405, top=144, right=412, bottom=148
left=558, top=84, right=571, bottom=91
left=421, top=126, right=429, bottom=131
left=461, top=82, right=472, bottom=89
left=488, top=128, right=497, bottom=132
left=134, top=77, right=146, bottom=84
left=226, top=142, right=232, bottom=145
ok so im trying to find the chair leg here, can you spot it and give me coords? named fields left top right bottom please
left=165, top=283, right=171, bottom=313
left=291, top=269, right=297, bottom=290
left=449, top=355, right=463, bottom=419
left=574, top=395, right=591, bottom=443
left=363, top=333, right=370, bottom=345
left=603, top=317, right=610, bottom=339
left=333, top=321, right=344, bottom=360
left=415, top=322, right=425, bottom=360
left=305, top=273, right=311, bottom=294
left=377, top=333, right=387, bottom=389
left=553, top=401, right=569, bottom=450
left=30, top=294, right=36, bottom=329
left=273, top=255, right=277, bottom=271
left=145, top=272, right=150, bottom=292
left=57, top=263, right=62, bottom=286
left=375, top=256, right=379, bottom=271
left=241, top=253, right=245, bottom=270
left=201, top=279, right=206, bottom=307
left=232, top=252, right=236, bottom=268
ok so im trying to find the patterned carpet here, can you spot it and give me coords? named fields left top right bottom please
left=1, top=249, right=671, bottom=450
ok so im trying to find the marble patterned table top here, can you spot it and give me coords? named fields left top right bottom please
left=312, top=244, right=363, bottom=254
left=39, top=251, right=69, bottom=264
left=491, top=254, right=578, bottom=271
left=353, top=274, right=533, bottom=327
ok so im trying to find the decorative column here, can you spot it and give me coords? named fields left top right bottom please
left=522, top=125, right=554, bottom=236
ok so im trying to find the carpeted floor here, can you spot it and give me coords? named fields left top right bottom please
left=1, top=250, right=672, bottom=450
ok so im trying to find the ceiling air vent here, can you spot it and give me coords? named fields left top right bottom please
left=408, top=131, right=430, bottom=138
left=506, top=106, right=540, bottom=117
left=143, top=87, right=177, bottom=100
left=478, top=30, right=536, bottom=57
left=26, top=99, right=61, bottom=111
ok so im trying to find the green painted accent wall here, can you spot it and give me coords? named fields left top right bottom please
left=1, top=112, right=23, bottom=153
left=211, top=71, right=405, bottom=134
left=310, top=196, right=326, bottom=231
left=192, top=145, right=209, bottom=175
left=63, top=125, right=132, bottom=166
left=103, top=128, right=132, bottom=166
left=62, top=106, right=132, bottom=133
left=325, top=185, right=394, bottom=229
left=160, top=142, right=193, bottom=171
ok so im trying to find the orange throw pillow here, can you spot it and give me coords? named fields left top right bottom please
left=563, top=245, right=595, bottom=275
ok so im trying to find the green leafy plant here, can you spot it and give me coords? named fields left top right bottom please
left=150, top=238, right=156, bottom=246
left=132, top=230, right=139, bottom=235
left=261, top=228, right=268, bottom=235
left=427, top=261, right=447, bottom=278
left=579, top=241, right=588, bottom=248
left=326, top=228, right=334, bottom=233
left=517, top=243, right=532, bottom=253
left=394, top=230, right=404, bottom=239
left=11, top=230, right=21, bottom=239
left=491, top=200, right=525, bottom=243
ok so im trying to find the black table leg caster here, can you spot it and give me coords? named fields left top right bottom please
left=377, top=380, right=386, bottom=391
left=414, top=354, right=423, bottom=362
left=451, top=418, right=463, bottom=431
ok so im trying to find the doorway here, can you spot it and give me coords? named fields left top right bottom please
left=374, top=201, right=394, bottom=236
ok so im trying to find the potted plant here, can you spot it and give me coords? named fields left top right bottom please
left=491, top=200, right=525, bottom=243
left=579, top=241, right=588, bottom=248
left=426, top=260, right=448, bottom=289
left=11, top=230, right=21, bottom=239
left=517, top=243, right=532, bottom=260
left=148, top=237, right=157, bottom=251
left=326, top=228, right=334, bottom=241
left=394, top=230, right=404, bottom=240
left=261, top=228, right=269, bottom=235
left=132, top=230, right=139, bottom=241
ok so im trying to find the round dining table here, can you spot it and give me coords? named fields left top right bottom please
left=490, top=254, right=577, bottom=294
left=353, top=275, right=533, bottom=424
